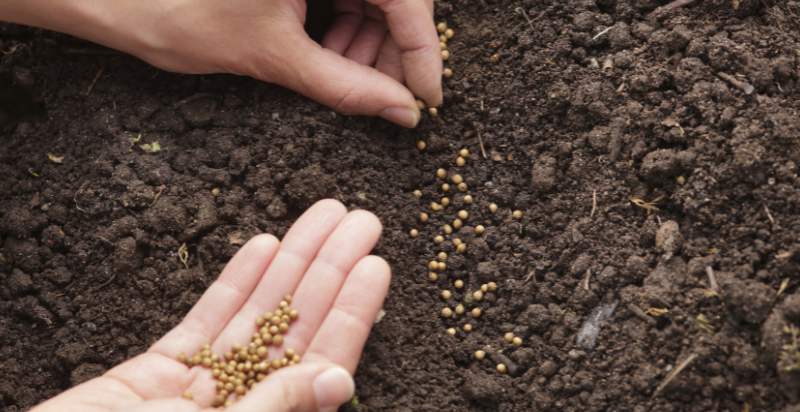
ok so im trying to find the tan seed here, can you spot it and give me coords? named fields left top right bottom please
left=442, top=307, right=454, bottom=318
left=489, top=203, right=498, bottom=213
left=413, top=189, right=423, bottom=198
left=441, top=183, right=450, bottom=192
left=429, top=107, right=439, bottom=117
left=459, top=148, right=469, bottom=157
left=443, top=67, right=453, bottom=78
left=438, top=251, right=448, bottom=261
left=512, top=210, right=523, bottom=219
left=512, top=336, right=523, bottom=346
left=457, top=182, right=468, bottom=192
left=504, top=332, right=515, bottom=343
left=443, top=224, right=453, bottom=234
left=441, top=290, right=452, bottom=300
left=445, top=28, right=455, bottom=39
left=428, top=272, right=439, bottom=282
left=475, top=225, right=485, bottom=235
left=441, top=50, right=450, bottom=61
left=454, top=279, right=464, bottom=289
left=487, top=282, right=498, bottom=292
left=437, top=22, right=448, bottom=33
left=451, top=174, right=463, bottom=184
left=441, top=197, right=450, bottom=206
left=458, top=210, right=469, bottom=220
left=434, top=235, right=444, bottom=244
left=463, top=323, right=473, bottom=332
left=416, top=140, right=426, bottom=151
left=452, top=219, right=463, bottom=229
left=455, top=304, right=465, bottom=315
left=474, top=350, right=486, bottom=360
left=497, top=363, right=508, bottom=374
left=436, top=168, right=447, bottom=179
left=471, top=307, right=482, bottom=318
left=446, top=327, right=457, bottom=336
left=473, top=290, right=484, bottom=301
left=456, top=156, right=465, bottom=166
left=420, top=212, right=429, bottom=222
left=463, top=194, right=473, bottom=204
left=456, top=243, right=467, bottom=253
left=410, top=228, right=419, bottom=238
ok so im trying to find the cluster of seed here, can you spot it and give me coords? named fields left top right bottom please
left=177, top=296, right=300, bottom=408
left=413, top=21, right=456, bottom=121
left=408, top=146, right=522, bottom=374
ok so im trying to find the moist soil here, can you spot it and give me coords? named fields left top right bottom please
left=2, top=1, right=800, bottom=411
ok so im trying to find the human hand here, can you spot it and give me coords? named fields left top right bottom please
left=32, top=199, right=390, bottom=412
left=22, top=0, right=442, bottom=127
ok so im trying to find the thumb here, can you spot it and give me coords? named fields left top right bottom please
left=259, top=25, right=421, bottom=128
left=229, top=363, right=355, bottom=412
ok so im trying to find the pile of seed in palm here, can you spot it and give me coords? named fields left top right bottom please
left=177, top=295, right=301, bottom=407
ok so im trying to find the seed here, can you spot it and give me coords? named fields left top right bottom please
left=431, top=202, right=442, bottom=211
left=284, top=348, right=296, bottom=359
left=475, top=225, right=485, bottom=235
left=455, top=304, right=465, bottom=315
left=441, top=290, right=452, bottom=300
left=182, top=391, right=193, bottom=400
left=454, top=279, right=464, bottom=289
left=440, top=41, right=448, bottom=50
left=429, top=107, right=439, bottom=117
left=413, top=189, right=423, bottom=198
left=473, top=290, right=484, bottom=301
left=445, top=28, right=455, bottom=39
left=410, top=229, right=419, bottom=238
left=177, top=353, right=188, bottom=365
left=289, top=309, right=299, bottom=320
left=451, top=174, right=463, bottom=184
left=211, top=188, right=221, bottom=197
left=463, top=323, right=473, bottom=332
left=439, top=34, right=448, bottom=43
left=443, top=224, right=453, bottom=234
left=456, top=243, right=467, bottom=253
left=490, top=53, right=500, bottom=63
left=504, top=332, right=515, bottom=343
left=273, top=334, right=284, bottom=345
left=459, top=148, right=469, bottom=157
left=437, top=262, right=447, bottom=271
left=480, top=284, right=488, bottom=293
left=443, top=68, right=453, bottom=78
left=474, top=350, right=486, bottom=360
left=442, top=307, right=454, bottom=318
left=457, top=210, right=469, bottom=220
left=489, top=203, right=498, bottom=213
left=452, top=238, right=462, bottom=246
left=497, top=363, right=508, bottom=374
left=446, top=327, right=457, bottom=336
left=420, top=212, right=429, bottom=222
left=236, top=385, right=246, bottom=395
left=457, top=182, right=468, bottom=192
left=512, top=210, right=523, bottom=219
left=487, top=282, right=498, bottom=291
left=463, top=194, right=473, bottom=204
left=441, top=50, right=450, bottom=61
left=471, top=307, right=482, bottom=318
left=416, top=99, right=425, bottom=110
left=429, top=272, right=439, bottom=281
left=416, top=140, right=426, bottom=151
left=436, top=168, right=447, bottom=179
left=437, top=22, right=448, bottom=33
left=428, top=261, right=438, bottom=271
left=456, top=156, right=465, bottom=166
left=441, top=197, right=450, bottom=207
left=441, top=183, right=450, bottom=192
left=438, top=251, right=448, bottom=261
left=434, top=235, right=444, bottom=244
left=452, top=219, right=463, bottom=229
left=512, top=336, right=523, bottom=346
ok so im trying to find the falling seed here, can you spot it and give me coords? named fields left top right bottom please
left=429, top=107, right=439, bottom=117
left=416, top=140, right=427, bottom=151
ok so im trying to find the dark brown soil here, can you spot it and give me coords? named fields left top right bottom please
left=2, top=1, right=800, bottom=411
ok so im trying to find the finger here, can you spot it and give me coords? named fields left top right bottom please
left=366, top=0, right=442, bottom=106
left=211, top=199, right=347, bottom=352
left=375, top=36, right=404, bottom=83
left=343, top=5, right=387, bottom=65
left=281, top=211, right=382, bottom=355
left=116, top=399, right=199, bottom=412
left=259, top=24, right=420, bottom=128
left=321, top=0, right=363, bottom=54
left=149, top=234, right=280, bottom=357
left=304, top=255, right=391, bottom=371
left=229, top=363, right=353, bottom=412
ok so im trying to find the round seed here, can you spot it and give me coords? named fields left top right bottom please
left=459, top=148, right=469, bottom=157
left=442, top=307, right=454, bottom=318
left=452, top=238, right=462, bottom=246
left=429, top=272, right=439, bottom=281
left=431, top=202, right=442, bottom=211
left=437, top=22, right=448, bottom=33
left=410, top=228, right=419, bottom=238
left=441, top=290, right=452, bottom=300
left=413, top=189, right=422, bottom=198
left=489, top=203, right=498, bottom=213
left=436, top=168, right=447, bottom=179
left=437, top=262, right=447, bottom=271
left=512, top=210, right=523, bottom=219
left=454, top=279, right=464, bottom=289
left=443, top=224, right=453, bottom=234
left=474, top=350, right=486, bottom=360
left=497, top=363, right=508, bottom=374
left=438, top=251, right=448, bottom=261
left=441, top=183, right=450, bottom=192
left=458, top=210, right=469, bottom=220
left=471, top=307, right=482, bottom=318
left=416, top=140, right=427, bottom=151
left=420, top=212, right=429, bottom=222
left=456, top=156, right=465, bottom=166
left=456, top=243, right=467, bottom=253
left=452, top=219, right=463, bottom=229
left=487, top=282, right=498, bottom=291
left=428, top=261, right=438, bottom=271
left=512, top=336, right=523, bottom=346
left=463, top=194, right=473, bottom=204
left=443, top=67, right=453, bottom=78
left=451, top=174, right=463, bottom=184
left=446, top=327, right=457, bottom=336
left=463, top=323, right=473, bottom=332
left=441, top=50, right=450, bottom=61
left=504, top=332, right=515, bottom=343
left=455, top=304, right=465, bottom=315
left=457, top=182, right=468, bottom=192
left=473, top=290, right=484, bottom=301
left=480, top=284, right=488, bottom=293
left=429, top=107, right=439, bottom=117
left=441, top=197, right=450, bottom=206
left=475, top=225, right=485, bottom=235
left=445, top=28, right=455, bottom=39
left=434, top=235, right=444, bottom=244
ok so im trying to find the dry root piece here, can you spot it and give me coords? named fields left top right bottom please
left=178, top=296, right=301, bottom=408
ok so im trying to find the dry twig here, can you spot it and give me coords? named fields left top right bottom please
left=653, top=353, right=698, bottom=397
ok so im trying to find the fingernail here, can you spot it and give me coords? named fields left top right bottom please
left=380, top=106, right=420, bottom=128
left=313, top=366, right=355, bottom=412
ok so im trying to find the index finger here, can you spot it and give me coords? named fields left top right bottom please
left=368, top=0, right=442, bottom=107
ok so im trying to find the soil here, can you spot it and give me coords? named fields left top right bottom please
left=2, top=0, right=800, bottom=411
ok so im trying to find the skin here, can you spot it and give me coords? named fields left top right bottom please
left=31, top=199, right=391, bottom=412
left=0, top=0, right=442, bottom=127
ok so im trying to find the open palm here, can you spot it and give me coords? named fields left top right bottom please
left=33, top=199, right=390, bottom=412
